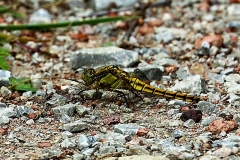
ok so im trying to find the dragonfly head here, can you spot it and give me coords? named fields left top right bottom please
left=81, top=68, right=96, bottom=84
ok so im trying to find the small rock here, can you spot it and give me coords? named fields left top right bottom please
left=0, top=86, right=12, bottom=97
left=180, top=109, right=202, bottom=123
left=172, top=130, right=185, bottom=139
left=0, top=70, right=11, bottom=87
left=31, top=73, right=42, bottom=89
left=155, top=31, right=173, bottom=43
left=197, top=101, right=219, bottom=114
left=76, top=105, right=90, bottom=117
left=183, top=119, right=196, bottom=128
left=206, top=119, right=238, bottom=134
left=212, top=147, right=232, bottom=158
left=99, top=146, right=116, bottom=155
left=16, top=106, right=34, bottom=117
left=61, top=131, right=73, bottom=139
left=73, top=154, right=84, bottom=160
left=62, top=121, right=88, bottom=132
left=22, top=91, right=32, bottom=97
left=199, top=155, right=220, bottom=160
left=60, top=138, right=76, bottom=148
left=194, top=35, right=223, bottom=49
left=90, top=0, right=137, bottom=11
left=29, top=8, right=52, bottom=24
left=0, top=115, right=9, bottom=124
left=171, top=74, right=206, bottom=95
left=176, top=66, right=192, bottom=80
left=52, top=103, right=76, bottom=119
left=127, top=145, right=149, bottom=155
left=77, top=134, right=96, bottom=150
left=70, top=46, right=139, bottom=69
left=26, top=119, right=34, bottom=125
left=201, top=116, right=216, bottom=126
left=114, top=124, right=144, bottom=135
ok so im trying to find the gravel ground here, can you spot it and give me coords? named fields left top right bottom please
left=0, top=0, right=240, bottom=159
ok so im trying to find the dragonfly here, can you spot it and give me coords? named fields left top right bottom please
left=81, top=65, right=202, bottom=103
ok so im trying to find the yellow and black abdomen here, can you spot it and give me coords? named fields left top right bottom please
left=129, top=77, right=201, bottom=103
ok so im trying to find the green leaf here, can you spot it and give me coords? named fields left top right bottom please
left=9, top=77, right=37, bottom=92
left=0, top=47, right=10, bottom=70
left=0, top=57, right=9, bottom=70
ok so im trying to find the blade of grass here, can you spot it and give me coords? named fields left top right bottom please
left=0, top=16, right=139, bottom=30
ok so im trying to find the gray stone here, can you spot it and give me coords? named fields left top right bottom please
left=77, top=134, right=96, bottom=150
left=171, top=75, right=206, bottom=95
left=52, top=103, right=76, bottom=118
left=197, top=101, right=219, bottom=114
left=70, top=46, right=138, bottom=69
left=47, top=148, right=63, bottom=158
left=0, top=70, right=11, bottom=87
left=127, top=145, right=149, bottom=155
left=225, top=74, right=240, bottom=83
left=46, top=93, right=67, bottom=106
left=0, top=102, right=6, bottom=108
left=201, top=116, right=216, bottom=126
left=0, top=86, right=11, bottom=97
left=114, top=124, right=143, bottom=135
left=176, top=67, right=192, bottom=80
left=0, top=115, right=9, bottom=124
left=155, top=31, right=173, bottom=43
left=0, top=107, right=17, bottom=118
left=31, top=73, right=42, bottom=89
left=22, top=91, right=32, bottom=97
left=59, top=114, right=71, bottom=123
left=26, top=119, right=34, bottom=125
left=29, top=8, right=52, bottom=24
left=16, top=106, right=34, bottom=117
left=154, top=58, right=180, bottom=67
left=60, top=138, right=76, bottom=148
left=38, top=117, right=45, bottom=123
left=81, top=148, right=95, bottom=156
left=99, top=146, right=116, bottom=155
left=199, top=155, right=219, bottom=160
left=62, top=121, right=88, bottom=132
left=90, top=0, right=137, bottom=11
left=94, top=132, right=126, bottom=144
left=73, top=154, right=84, bottom=160
left=76, top=105, right=90, bottom=117
left=167, top=109, right=180, bottom=117
left=61, top=131, right=73, bottom=139
left=136, top=67, right=163, bottom=81
left=183, top=119, right=196, bottom=128
left=172, top=130, right=185, bottom=139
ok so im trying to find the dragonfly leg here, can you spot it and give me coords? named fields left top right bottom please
left=111, top=90, right=130, bottom=108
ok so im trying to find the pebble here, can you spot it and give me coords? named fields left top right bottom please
left=99, top=146, right=116, bottom=155
left=183, top=119, right=196, bottom=128
left=26, top=119, right=34, bottom=125
left=77, top=134, right=96, bottom=150
left=114, top=124, right=143, bottom=135
left=60, top=138, right=76, bottom=148
left=171, top=75, right=205, bottom=95
left=171, top=130, right=185, bottom=139
left=0, top=86, right=12, bottom=97
left=176, top=66, right=192, bottom=80
left=61, top=131, right=73, bottom=139
left=30, top=73, right=42, bottom=89
left=212, top=147, right=232, bottom=158
left=29, top=8, right=52, bottom=23
left=62, top=121, right=88, bottom=132
left=16, top=106, right=34, bottom=116
left=75, top=105, right=90, bottom=117
left=0, top=70, right=11, bottom=87
left=201, top=116, right=216, bottom=126
left=70, top=46, right=139, bottom=69
left=52, top=103, right=76, bottom=119
left=127, top=145, right=149, bottom=155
